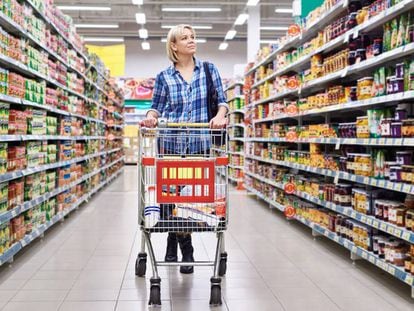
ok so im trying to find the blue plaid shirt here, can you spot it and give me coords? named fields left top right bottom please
left=148, top=58, right=228, bottom=153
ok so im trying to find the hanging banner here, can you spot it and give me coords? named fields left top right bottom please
left=86, top=44, right=126, bottom=77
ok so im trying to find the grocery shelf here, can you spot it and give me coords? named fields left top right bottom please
left=245, top=0, right=347, bottom=76
left=246, top=137, right=414, bottom=147
left=253, top=91, right=414, bottom=123
left=228, top=150, right=244, bottom=156
left=211, top=147, right=226, bottom=154
left=224, top=81, right=244, bottom=92
left=227, top=124, right=245, bottom=129
left=227, top=95, right=244, bottom=102
left=245, top=154, right=414, bottom=195
left=245, top=170, right=414, bottom=244
left=251, top=0, right=414, bottom=91
left=245, top=183, right=414, bottom=288
left=0, top=167, right=123, bottom=266
left=228, top=164, right=244, bottom=170
left=229, top=137, right=245, bottom=142
left=0, top=150, right=108, bottom=183
left=0, top=135, right=105, bottom=142
left=229, top=109, right=245, bottom=115
left=0, top=156, right=124, bottom=227
left=26, top=0, right=89, bottom=62
left=228, top=175, right=243, bottom=183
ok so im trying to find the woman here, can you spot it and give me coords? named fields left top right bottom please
left=141, top=24, right=228, bottom=273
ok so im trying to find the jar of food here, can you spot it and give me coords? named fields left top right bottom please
left=350, top=86, right=358, bottom=101
left=396, top=151, right=412, bottom=165
left=373, top=38, right=383, bottom=56
left=406, top=210, right=414, bottom=230
left=394, top=78, right=404, bottom=93
left=396, top=63, right=405, bottom=79
left=389, top=166, right=402, bottom=182
left=396, top=208, right=406, bottom=227
left=386, top=76, right=394, bottom=95
left=383, top=201, right=390, bottom=222
left=375, top=200, right=384, bottom=220
left=356, top=116, right=369, bottom=138
left=356, top=49, right=367, bottom=63
left=402, top=119, right=414, bottom=137
left=373, top=236, right=380, bottom=255
left=347, top=12, right=358, bottom=30
left=394, top=243, right=408, bottom=266
left=348, top=50, right=356, bottom=65
left=395, top=107, right=407, bottom=121
left=378, top=238, right=386, bottom=259
left=391, top=122, right=402, bottom=138
left=357, top=77, right=373, bottom=100
left=405, top=255, right=411, bottom=272
left=380, top=118, right=393, bottom=137
left=334, top=184, right=353, bottom=206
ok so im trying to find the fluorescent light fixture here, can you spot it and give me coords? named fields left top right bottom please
left=247, top=0, right=260, bottom=6
left=135, top=13, right=146, bottom=24
left=161, top=38, right=206, bottom=43
left=235, top=13, right=249, bottom=25
left=57, top=6, right=111, bottom=11
left=75, top=24, right=119, bottom=29
left=161, top=25, right=213, bottom=29
left=260, top=26, right=288, bottom=31
left=139, top=28, right=148, bottom=39
left=219, top=42, right=228, bottom=50
left=132, top=0, right=144, bottom=4
left=260, top=40, right=279, bottom=44
left=83, top=37, right=124, bottom=42
left=142, top=41, right=150, bottom=50
left=162, top=7, right=221, bottom=12
left=225, top=30, right=237, bottom=40
left=275, top=8, right=293, bottom=13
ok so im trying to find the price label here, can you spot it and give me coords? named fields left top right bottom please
left=403, top=184, right=411, bottom=193
left=362, top=252, right=368, bottom=259
left=380, top=223, right=387, bottom=231
left=379, top=138, right=386, bottom=145
left=353, top=28, right=359, bottom=39
left=343, top=0, right=349, bottom=8
left=388, top=266, right=396, bottom=276
left=394, top=183, right=403, bottom=191
left=335, top=141, right=341, bottom=150
left=369, top=255, right=376, bottom=264
left=393, top=229, right=402, bottom=238
left=352, top=246, right=357, bottom=253
left=350, top=175, right=357, bottom=182
left=402, top=231, right=411, bottom=241
left=405, top=275, right=414, bottom=285
left=367, top=218, right=373, bottom=226
left=378, top=180, right=385, bottom=188
left=351, top=211, right=357, bottom=218
left=334, top=173, right=339, bottom=184
left=324, top=230, right=330, bottom=237
left=363, top=177, right=370, bottom=184
left=386, top=226, right=394, bottom=235
left=341, top=67, right=348, bottom=78
left=344, top=240, right=349, bottom=248
left=334, top=235, right=340, bottom=242
left=361, top=216, right=367, bottom=223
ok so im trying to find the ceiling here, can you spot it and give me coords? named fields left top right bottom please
left=54, top=0, right=294, bottom=42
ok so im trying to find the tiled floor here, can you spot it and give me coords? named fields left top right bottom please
left=0, top=166, right=413, bottom=310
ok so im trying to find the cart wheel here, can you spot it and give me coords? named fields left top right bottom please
left=135, top=253, right=147, bottom=277
left=148, top=284, right=161, bottom=306
left=218, top=252, right=227, bottom=276
left=209, top=285, right=222, bottom=306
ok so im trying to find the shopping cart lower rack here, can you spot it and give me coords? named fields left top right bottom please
left=135, top=123, right=229, bottom=306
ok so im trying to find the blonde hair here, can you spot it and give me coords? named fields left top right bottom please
left=166, top=24, right=196, bottom=63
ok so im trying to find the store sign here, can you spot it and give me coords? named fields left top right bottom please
left=285, top=103, right=298, bottom=115
left=284, top=205, right=296, bottom=219
left=286, top=130, right=297, bottom=142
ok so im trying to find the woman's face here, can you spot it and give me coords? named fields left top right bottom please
left=172, top=28, right=197, bottom=58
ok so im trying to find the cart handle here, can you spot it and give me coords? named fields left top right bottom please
left=158, top=118, right=210, bottom=128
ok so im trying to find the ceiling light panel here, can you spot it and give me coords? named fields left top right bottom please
left=57, top=6, right=111, bottom=11
left=247, top=0, right=260, bottom=6
left=235, top=14, right=249, bottom=25
left=260, top=26, right=289, bottom=31
left=275, top=8, right=293, bottom=13
left=132, top=0, right=144, bottom=4
left=139, top=29, right=148, bottom=39
left=161, top=25, right=213, bottom=30
left=219, top=42, right=228, bottom=50
left=75, top=24, right=119, bottom=29
left=142, top=42, right=150, bottom=50
left=225, top=30, right=237, bottom=40
left=162, top=7, right=221, bottom=12
left=84, top=37, right=124, bottom=42
left=135, top=13, right=146, bottom=24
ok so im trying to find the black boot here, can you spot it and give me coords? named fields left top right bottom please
left=165, top=233, right=178, bottom=262
left=178, top=234, right=194, bottom=274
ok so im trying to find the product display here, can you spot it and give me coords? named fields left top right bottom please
left=0, top=0, right=124, bottom=266
left=240, top=0, right=414, bottom=297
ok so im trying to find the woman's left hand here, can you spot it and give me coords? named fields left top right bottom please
left=209, top=114, right=228, bottom=129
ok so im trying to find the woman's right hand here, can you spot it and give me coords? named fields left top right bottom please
left=140, top=115, right=158, bottom=128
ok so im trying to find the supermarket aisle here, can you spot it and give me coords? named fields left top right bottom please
left=0, top=166, right=413, bottom=311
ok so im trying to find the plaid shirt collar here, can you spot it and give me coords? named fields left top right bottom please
left=167, top=57, right=202, bottom=76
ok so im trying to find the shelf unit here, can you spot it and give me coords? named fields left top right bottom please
left=244, top=0, right=414, bottom=296
left=223, top=81, right=245, bottom=188
left=0, top=1, right=124, bottom=266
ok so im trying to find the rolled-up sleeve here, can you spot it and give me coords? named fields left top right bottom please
left=209, top=63, right=229, bottom=111
left=147, top=73, right=167, bottom=117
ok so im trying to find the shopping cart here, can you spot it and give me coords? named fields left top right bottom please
left=135, top=119, right=229, bottom=306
